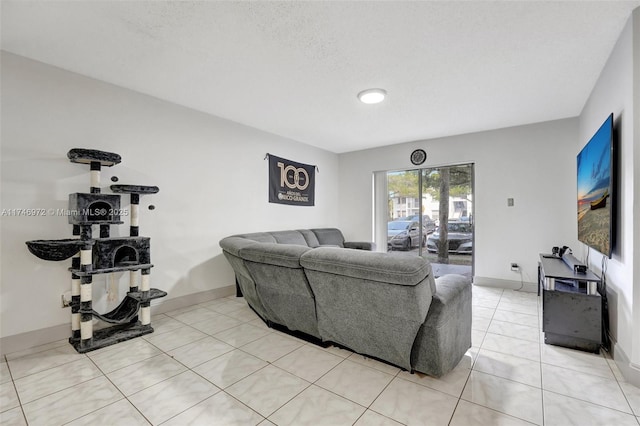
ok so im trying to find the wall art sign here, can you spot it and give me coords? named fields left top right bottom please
left=268, top=154, right=315, bottom=206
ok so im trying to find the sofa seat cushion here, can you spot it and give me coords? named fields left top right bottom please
left=239, top=243, right=311, bottom=268
left=300, top=247, right=430, bottom=286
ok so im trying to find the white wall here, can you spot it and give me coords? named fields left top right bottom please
left=0, top=52, right=340, bottom=339
left=338, top=118, right=579, bottom=285
left=634, top=6, right=640, bottom=378
left=578, top=11, right=639, bottom=376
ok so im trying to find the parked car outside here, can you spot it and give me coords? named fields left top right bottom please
left=398, top=215, right=437, bottom=234
left=427, top=221, right=473, bottom=254
left=387, top=220, right=426, bottom=250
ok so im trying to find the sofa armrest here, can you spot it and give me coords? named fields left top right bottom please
left=411, top=274, right=472, bottom=376
left=343, top=241, right=376, bottom=251
left=428, top=274, right=472, bottom=322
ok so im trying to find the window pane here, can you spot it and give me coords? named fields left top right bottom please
left=385, top=164, right=474, bottom=279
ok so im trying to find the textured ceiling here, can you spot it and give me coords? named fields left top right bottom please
left=2, top=1, right=638, bottom=153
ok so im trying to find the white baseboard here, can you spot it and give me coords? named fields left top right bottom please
left=610, top=340, right=640, bottom=387
left=150, top=285, right=235, bottom=316
left=473, top=276, right=537, bottom=293
left=0, top=323, right=71, bottom=358
left=0, top=285, right=235, bottom=356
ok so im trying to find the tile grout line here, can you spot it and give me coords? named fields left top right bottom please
left=449, top=287, right=504, bottom=425
left=258, top=345, right=402, bottom=423
left=174, top=335, right=273, bottom=423
left=93, top=307, right=269, bottom=425
left=164, top=327, right=313, bottom=423
left=2, top=354, right=29, bottom=426
left=331, top=356, right=401, bottom=426
left=607, top=352, right=640, bottom=418
left=447, top=373, right=471, bottom=425
left=15, top=302, right=254, bottom=425
left=544, top=388, right=639, bottom=418
left=83, top=349, right=153, bottom=425
left=467, top=288, right=548, bottom=424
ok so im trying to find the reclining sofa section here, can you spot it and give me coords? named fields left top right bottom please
left=219, top=228, right=471, bottom=377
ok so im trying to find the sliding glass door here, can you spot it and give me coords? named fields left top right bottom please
left=386, top=163, right=474, bottom=277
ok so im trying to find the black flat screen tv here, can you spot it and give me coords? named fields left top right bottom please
left=577, top=113, right=614, bottom=258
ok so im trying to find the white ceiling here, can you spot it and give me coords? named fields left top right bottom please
left=2, top=1, right=638, bottom=153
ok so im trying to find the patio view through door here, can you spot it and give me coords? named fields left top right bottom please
left=386, top=164, right=474, bottom=278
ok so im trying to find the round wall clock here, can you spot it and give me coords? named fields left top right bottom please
left=410, top=149, right=427, bottom=165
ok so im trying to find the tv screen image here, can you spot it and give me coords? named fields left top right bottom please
left=577, top=114, right=614, bottom=257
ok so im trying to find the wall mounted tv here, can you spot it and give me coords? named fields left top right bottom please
left=577, top=113, right=614, bottom=258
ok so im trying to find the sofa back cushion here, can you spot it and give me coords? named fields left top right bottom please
left=270, top=230, right=309, bottom=246
left=224, top=229, right=356, bottom=249
left=235, top=232, right=277, bottom=243
left=311, top=228, right=345, bottom=247
left=219, top=236, right=259, bottom=257
left=300, top=247, right=431, bottom=286
left=297, top=229, right=321, bottom=247
left=239, top=243, right=311, bottom=268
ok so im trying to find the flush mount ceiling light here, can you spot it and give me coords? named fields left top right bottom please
left=357, top=88, right=387, bottom=104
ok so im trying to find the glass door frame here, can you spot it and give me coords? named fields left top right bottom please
left=379, top=163, right=475, bottom=277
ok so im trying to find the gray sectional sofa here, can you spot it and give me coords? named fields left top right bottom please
left=219, top=228, right=471, bottom=377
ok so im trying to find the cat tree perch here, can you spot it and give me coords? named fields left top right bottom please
left=26, top=148, right=167, bottom=353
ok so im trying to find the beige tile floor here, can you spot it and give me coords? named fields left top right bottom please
left=1, top=286, right=639, bottom=425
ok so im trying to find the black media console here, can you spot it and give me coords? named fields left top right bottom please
left=538, top=254, right=602, bottom=353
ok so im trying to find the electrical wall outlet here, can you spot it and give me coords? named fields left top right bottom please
left=61, top=292, right=71, bottom=308
left=510, top=263, right=519, bottom=272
